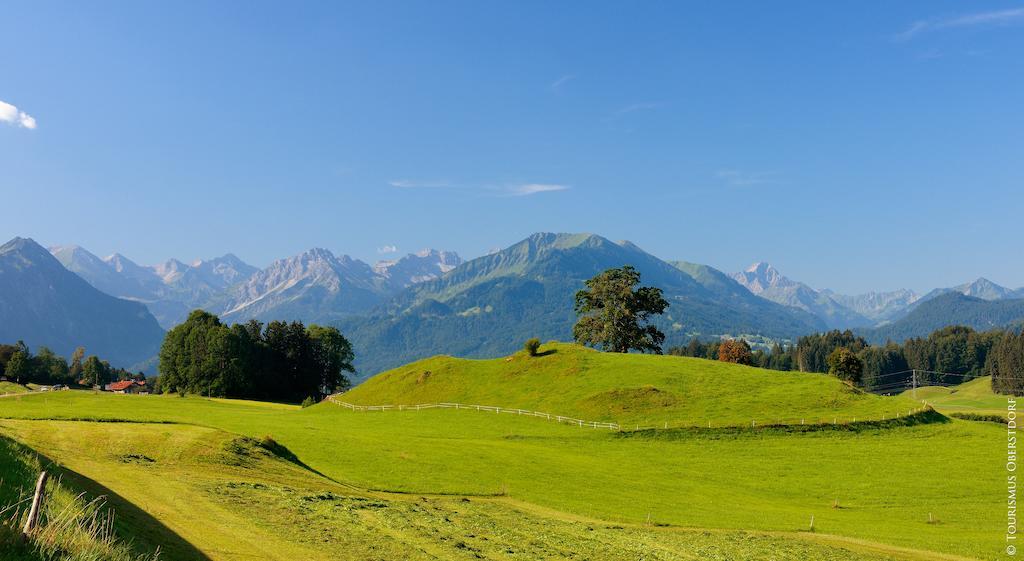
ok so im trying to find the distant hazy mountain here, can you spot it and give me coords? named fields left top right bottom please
left=50, top=245, right=156, bottom=301
left=48, top=245, right=259, bottom=328
left=342, top=233, right=824, bottom=376
left=731, top=262, right=871, bottom=329
left=0, top=237, right=164, bottom=369
left=919, top=277, right=1019, bottom=303
left=218, top=248, right=386, bottom=324
left=374, top=249, right=462, bottom=290
left=863, top=292, right=1024, bottom=344
left=191, top=254, right=258, bottom=289
left=820, top=288, right=920, bottom=324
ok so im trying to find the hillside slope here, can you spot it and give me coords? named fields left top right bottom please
left=342, top=342, right=921, bottom=426
left=904, top=375, right=1006, bottom=417
left=0, top=237, right=164, bottom=368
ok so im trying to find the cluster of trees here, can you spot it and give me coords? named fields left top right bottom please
left=156, top=310, right=354, bottom=402
left=670, top=325, right=1021, bottom=393
left=0, top=342, right=138, bottom=387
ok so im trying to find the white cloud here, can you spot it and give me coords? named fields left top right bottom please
left=388, top=179, right=452, bottom=189
left=717, top=170, right=780, bottom=187
left=505, top=183, right=570, bottom=196
left=896, top=7, right=1024, bottom=40
left=0, top=100, right=36, bottom=130
left=377, top=245, right=398, bottom=254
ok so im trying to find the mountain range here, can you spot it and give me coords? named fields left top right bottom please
left=48, top=245, right=462, bottom=328
left=2, top=233, right=1023, bottom=378
left=731, top=262, right=1024, bottom=329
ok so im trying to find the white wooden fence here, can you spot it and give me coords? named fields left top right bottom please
left=326, top=395, right=620, bottom=430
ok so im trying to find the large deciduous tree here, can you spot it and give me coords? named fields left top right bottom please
left=5, top=351, right=30, bottom=383
left=308, top=324, right=355, bottom=395
left=826, top=347, right=864, bottom=384
left=573, top=266, right=668, bottom=354
left=718, top=339, right=753, bottom=365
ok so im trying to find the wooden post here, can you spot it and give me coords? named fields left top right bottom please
left=22, top=471, right=48, bottom=535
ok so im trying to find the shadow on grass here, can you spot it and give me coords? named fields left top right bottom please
left=534, top=349, right=559, bottom=357
left=18, top=448, right=212, bottom=561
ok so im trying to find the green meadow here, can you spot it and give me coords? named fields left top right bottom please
left=904, top=376, right=1011, bottom=418
left=0, top=345, right=1007, bottom=560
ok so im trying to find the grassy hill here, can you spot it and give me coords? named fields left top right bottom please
left=0, top=382, right=30, bottom=395
left=903, top=376, right=1008, bottom=417
left=342, top=342, right=924, bottom=427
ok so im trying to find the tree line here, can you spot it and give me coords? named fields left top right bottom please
left=0, top=342, right=141, bottom=387
left=156, top=310, right=354, bottom=402
left=669, top=325, right=1024, bottom=394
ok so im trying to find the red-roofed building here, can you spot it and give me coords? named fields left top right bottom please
left=105, top=380, right=148, bottom=394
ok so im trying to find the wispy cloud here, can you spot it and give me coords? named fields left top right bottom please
left=614, top=102, right=660, bottom=115
left=388, top=179, right=452, bottom=189
left=503, top=183, right=570, bottom=197
left=896, top=7, right=1024, bottom=40
left=550, top=74, right=576, bottom=92
left=0, top=100, right=36, bottom=129
left=389, top=178, right=569, bottom=197
left=377, top=245, right=397, bottom=254
left=717, top=170, right=781, bottom=187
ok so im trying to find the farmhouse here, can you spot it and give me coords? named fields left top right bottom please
left=106, top=380, right=148, bottom=394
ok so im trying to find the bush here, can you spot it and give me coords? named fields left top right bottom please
left=718, top=340, right=752, bottom=365
left=524, top=338, right=541, bottom=357
left=950, top=412, right=1007, bottom=424
left=301, top=396, right=316, bottom=408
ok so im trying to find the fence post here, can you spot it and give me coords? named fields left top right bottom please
left=22, top=471, right=48, bottom=536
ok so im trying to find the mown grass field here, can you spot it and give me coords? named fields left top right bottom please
left=343, top=343, right=924, bottom=427
left=0, top=347, right=1005, bottom=560
left=0, top=432, right=156, bottom=561
left=0, top=419, right=956, bottom=561
left=0, top=392, right=1001, bottom=560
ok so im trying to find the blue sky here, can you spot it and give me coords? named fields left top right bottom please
left=1, top=1, right=1022, bottom=294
